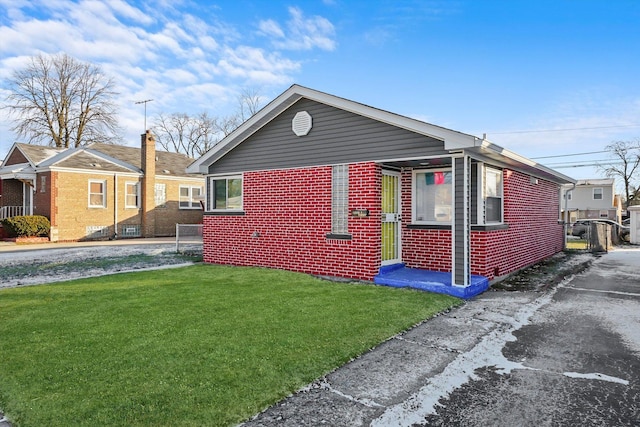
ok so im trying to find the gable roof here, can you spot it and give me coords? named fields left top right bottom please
left=1, top=142, right=199, bottom=178
left=187, top=84, right=575, bottom=185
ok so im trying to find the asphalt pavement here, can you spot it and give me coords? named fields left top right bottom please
left=243, top=247, right=640, bottom=426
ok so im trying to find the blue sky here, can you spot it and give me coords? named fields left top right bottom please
left=1, top=0, right=639, bottom=182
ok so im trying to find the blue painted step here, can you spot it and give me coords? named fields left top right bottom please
left=374, top=264, right=489, bottom=299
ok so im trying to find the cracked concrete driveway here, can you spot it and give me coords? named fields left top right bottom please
left=244, top=247, right=640, bottom=426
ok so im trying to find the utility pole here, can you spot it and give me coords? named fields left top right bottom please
left=135, top=99, right=153, bottom=131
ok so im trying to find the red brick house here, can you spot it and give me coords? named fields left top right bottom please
left=0, top=131, right=203, bottom=241
left=187, top=85, right=575, bottom=298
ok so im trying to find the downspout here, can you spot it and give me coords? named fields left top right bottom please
left=113, top=174, right=118, bottom=239
left=564, top=183, right=575, bottom=249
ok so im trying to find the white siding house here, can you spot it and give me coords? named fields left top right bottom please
left=563, top=178, right=622, bottom=223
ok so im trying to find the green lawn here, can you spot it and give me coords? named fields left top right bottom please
left=0, top=265, right=460, bottom=426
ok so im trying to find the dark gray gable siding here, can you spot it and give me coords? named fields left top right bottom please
left=208, top=98, right=448, bottom=174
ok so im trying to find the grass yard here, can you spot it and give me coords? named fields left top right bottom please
left=0, top=265, right=460, bottom=426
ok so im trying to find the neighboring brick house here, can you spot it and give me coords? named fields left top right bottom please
left=188, top=85, right=575, bottom=298
left=0, top=131, right=203, bottom=241
left=562, top=178, right=622, bottom=223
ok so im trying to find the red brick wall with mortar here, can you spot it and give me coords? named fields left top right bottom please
left=401, top=168, right=563, bottom=280
left=33, top=172, right=53, bottom=220
left=471, top=170, right=564, bottom=279
left=202, top=162, right=382, bottom=280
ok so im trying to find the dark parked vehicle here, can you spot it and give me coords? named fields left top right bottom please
left=571, top=220, right=591, bottom=238
left=570, top=219, right=630, bottom=241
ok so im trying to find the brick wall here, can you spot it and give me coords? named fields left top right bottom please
left=51, top=172, right=203, bottom=241
left=471, top=170, right=564, bottom=279
left=203, top=164, right=564, bottom=283
left=0, top=180, right=23, bottom=207
left=154, top=177, right=203, bottom=236
left=402, top=168, right=563, bottom=280
left=33, top=172, right=53, bottom=220
left=202, top=162, right=381, bottom=280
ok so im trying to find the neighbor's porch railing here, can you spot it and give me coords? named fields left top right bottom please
left=0, top=206, right=24, bottom=221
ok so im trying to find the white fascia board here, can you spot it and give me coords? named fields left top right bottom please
left=45, top=166, right=142, bottom=177
left=477, top=140, right=576, bottom=184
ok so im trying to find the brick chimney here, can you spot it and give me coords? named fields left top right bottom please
left=141, top=130, right=156, bottom=237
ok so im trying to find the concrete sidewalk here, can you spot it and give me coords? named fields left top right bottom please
left=0, top=237, right=177, bottom=253
left=241, top=290, right=544, bottom=426
left=242, top=248, right=639, bottom=426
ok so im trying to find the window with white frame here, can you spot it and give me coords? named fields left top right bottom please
left=209, top=176, right=242, bottom=211
left=412, top=169, right=452, bottom=224
left=180, top=185, right=204, bottom=209
left=155, top=183, right=166, bottom=208
left=484, top=167, right=503, bottom=223
left=593, top=187, right=603, bottom=200
left=88, top=180, right=106, bottom=208
left=331, top=164, right=349, bottom=234
left=125, top=182, right=140, bottom=208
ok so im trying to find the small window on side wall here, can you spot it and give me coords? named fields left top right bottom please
left=593, top=188, right=603, bottom=200
left=484, top=167, right=503, bottom=223
left=125, top=182, right=140, bottom=208
left=88, top=180, right=106, bottom=208
left=180, top=185, right=205, bottom=209
left=209, top=176, right=242, bottom=211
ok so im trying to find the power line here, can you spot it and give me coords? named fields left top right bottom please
left=489, top=124, right=640, bottom=135
left=546, top=162, right=625, bottom=169
left=531, top=150, right=608, bottom=159
left=543, top=158, right=613, bottom=166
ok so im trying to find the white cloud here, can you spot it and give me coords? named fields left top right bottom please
left=0, top=1, right=334, bottom=154
left=259, top=6, right=336, bottom=51
left=258, top=19, right=285, bottom=38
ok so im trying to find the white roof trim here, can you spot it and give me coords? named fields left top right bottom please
left=187, top=84, right=482, bottom=174
left=187, top=85, right=574, bottom=185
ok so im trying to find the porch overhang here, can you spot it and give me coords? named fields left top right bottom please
left=0, top=163, right=37, bottom=183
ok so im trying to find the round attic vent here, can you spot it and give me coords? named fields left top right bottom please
left=292, top=111, right=312, bottom=136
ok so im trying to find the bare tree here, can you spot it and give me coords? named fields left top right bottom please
left=237, top=87, right=263, bottom=122
left=599, top=139, right=640, bottom=207
left=152, top=88, right=264, bottom=157
left=153, top=112, right=223, bottom=158
left=3, top=53, right=120, bottom=148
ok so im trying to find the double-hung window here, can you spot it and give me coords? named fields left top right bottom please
left=209, top=176, right=242, bottom=211
left=125, top=182, right=140, bottom=208
left=593, top=188, right=603, bottom=200
left=88, top=180, right=106, bottom=208
left=412, top=169, right=452, bottom=224
left=155, top=183, right=166, bottom=208
left=484, top=167, right=503, bottom=223
left=180, top=186, right=204, bottom=209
